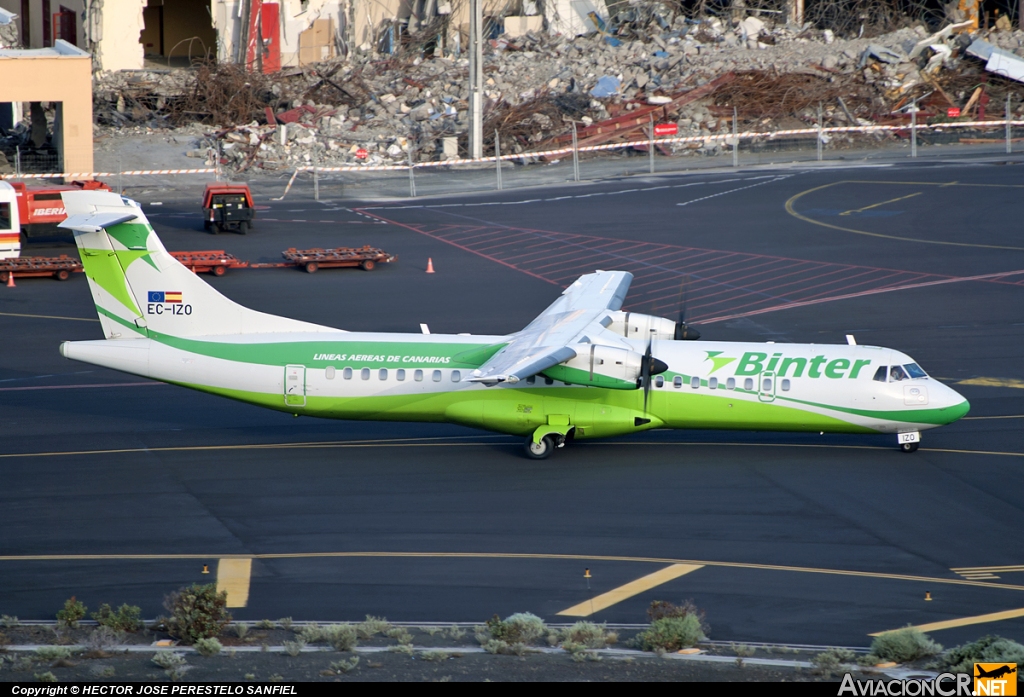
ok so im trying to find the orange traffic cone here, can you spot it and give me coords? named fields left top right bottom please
left=5, top=273, right=14, bottom=288
left=426, top=258, right=435, bottom=274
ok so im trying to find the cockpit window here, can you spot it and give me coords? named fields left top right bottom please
left=889, top=365, right=908, bottom=382
left=904, top=363, right=927, bottom=379
left=873, top=366, right=888, bottom=382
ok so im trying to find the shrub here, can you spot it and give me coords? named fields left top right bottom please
left=278, top=617, right=293, bottom=631
left=193, top=638, right=223, bottom=657
left=357, top=616, right=390, bottom=639
left=232, top=623, right=250, bottom=640
left=92, top=604, right=142, bottom=633
left=445, top=625, right=465, bottom=640
left=35, top=646, right=72, bottom=661
left=388, top=643, right=414, bottom=655
left=484, top=613, right=546, bottom=645
left=936, top=635, right=1024, bottom=676
left=421, top=650, right=450, bottom=662
left=86, top=626, right=126, bottom=652
left=163, top=584, right=231, bottom=644
left=637, top=615, right=705, bottom=652
left=282, top=639, right=306, bottom=657
left=385, top=627, right=413, bottom=645
left=152, top=652, right=187, bottom=669
left=56, top=597, right=87, bottom=628
left=329, top=657, right=360, bottom=674
left=325, top=624, right=358, bottom=652
left=1, top=615, right=19, bottom=628
left=733, top=644, right=757, bottom=658
left=812, top=648, right=856, bottom=677
left=647, top=600, right=709, bottom=634
left=298, top=623, right=324, bottom=644
left=35, top=671, right=57, bottom=683
left=89, top=664, right=116, bottom=678
left=560, top=622, right=611, bottom=649
left=870, top=627, right=942, bottom=664
left=255, top=619, right=274, bottom=630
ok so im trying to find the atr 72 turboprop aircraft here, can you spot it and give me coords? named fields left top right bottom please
left=57, top=191, right=970, bottom=459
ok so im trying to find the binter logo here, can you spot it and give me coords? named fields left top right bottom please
left=975, top=663, right=1017, bottom=696
left=707, top=351, right=874, bottom=380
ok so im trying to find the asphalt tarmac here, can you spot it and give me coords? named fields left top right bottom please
left=1, top=156, right=1022, bottom=647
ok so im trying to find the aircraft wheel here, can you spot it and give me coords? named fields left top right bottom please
left=524, top=435, right=555, bottom=460
left=900, top=442, right=919, bottom=453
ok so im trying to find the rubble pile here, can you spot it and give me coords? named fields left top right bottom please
left=91, top=13, right=1024, bottom=173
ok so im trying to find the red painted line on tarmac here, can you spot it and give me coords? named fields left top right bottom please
left=0, top=382, right=160, bottom=392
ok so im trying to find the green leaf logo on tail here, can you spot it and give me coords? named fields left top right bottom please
left=704, top=350, right=737, bottom=374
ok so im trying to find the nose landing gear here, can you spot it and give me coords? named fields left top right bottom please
left=898, top=431, right=921, bottom=453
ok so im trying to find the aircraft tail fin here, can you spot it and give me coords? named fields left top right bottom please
left=60, top=191, right=334, bottom=340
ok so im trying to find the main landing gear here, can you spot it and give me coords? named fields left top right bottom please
left=898, top=431, right=921, bottom=453
left=523, top=433, right=567, bottom=460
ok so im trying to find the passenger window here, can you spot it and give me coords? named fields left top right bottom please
left=414, top=369, right=424, bottom=382
left=873, top=366, right=887, bottom=382
left=360, top=368, right=370, bottom=380
left=325, top=366, right=336, bottom=380
left=379, top=369, right=388, bottom=380
left=396, top=369, right=405, bottom=381
left=343, top=367, right=353, bottom=380
left=904, top=363, right=927, bottom=378
left=726, top=377, right=735, bottom=390
left=452, top=370, right=461, bottom=382
left=526, top=375, right=536, bottom=385
left=743, top=378, right=754, bottom=391
left=432, top=370, right=442, bottom=382
left=0, top=203, right=10, bottom=231
left=673, top=376, right=683, bottom=388
left=709, top=377, right=718, bottom=389
left=690, top=376, right=700, bottom=389
left=655, top=375, right=664, bottom=388
left=762, top=378, right=772, bottom=391
left=889, top=365, right=908, bottom=382
left=544, top=377, right=554, bottom=385
left=781, top=378, right=791, bottom=391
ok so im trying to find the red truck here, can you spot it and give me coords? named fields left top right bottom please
left=9, top=180, right=112, bottom=238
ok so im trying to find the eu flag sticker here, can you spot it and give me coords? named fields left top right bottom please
left=148, top=291, right=165, bottom=303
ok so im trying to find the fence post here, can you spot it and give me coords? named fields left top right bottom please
left=313, top=166, right=319, bottom=201
left=911, top=103, right=917, bottom=158
left=408, top=146, right=416, bottom=198
left=816, top=104, right=823, bottom=162
left=1007, top=95, right=1013, bottom=154
left=572, top=122, right=580, bottom=182
left=732, top=107, right=738, bottom=168
left=495, top=130, right=502, bottom=191
left=648, top=113, right=655, bottom=174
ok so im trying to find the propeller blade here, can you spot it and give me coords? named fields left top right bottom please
left=642, top=338, right=653, bottom=414
left=673, top=274, right=701, bottom=340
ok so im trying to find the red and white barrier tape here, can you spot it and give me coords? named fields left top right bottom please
left=0, top=168, right=218, bottom=180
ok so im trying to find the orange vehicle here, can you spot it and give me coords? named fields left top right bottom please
left=9, top=180, right=112, bottom=238
left=202, top=183, right=255, bottom=234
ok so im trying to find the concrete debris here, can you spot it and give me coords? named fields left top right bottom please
left=88, top=13, right=1024, bottom=173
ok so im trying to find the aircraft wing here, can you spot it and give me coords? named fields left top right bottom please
left=469, top=271, right=633, bottom=384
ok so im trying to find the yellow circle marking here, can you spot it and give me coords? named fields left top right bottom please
left=785, top=181, right=1024, bottom=251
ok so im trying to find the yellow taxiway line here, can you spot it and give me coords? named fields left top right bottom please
left=839, top=192, right=922, bottom=216
left=2, top=439, right=1022, bottom=461
left=1, top=551, right=1023, bottom=593
left=956, top=377, right=1024, bottom=389
left=557, top=564, right=704, bottom=617
left=870, top=607, right=1024, bottom=635
left=216, top=558, right=253, bottom=608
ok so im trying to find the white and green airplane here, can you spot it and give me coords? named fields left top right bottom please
left=58, top=190, right=970, bottom=458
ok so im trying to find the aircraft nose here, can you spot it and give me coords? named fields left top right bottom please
left=936, top=382, right=970, bottom=424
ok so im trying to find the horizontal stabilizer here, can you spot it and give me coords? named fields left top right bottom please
left=59, top=212, right=138, bottom=233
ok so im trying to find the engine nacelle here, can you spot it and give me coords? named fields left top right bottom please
left=543, top=344, right=644, bottom=390
left=603, top=311, right=678, bottom=340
